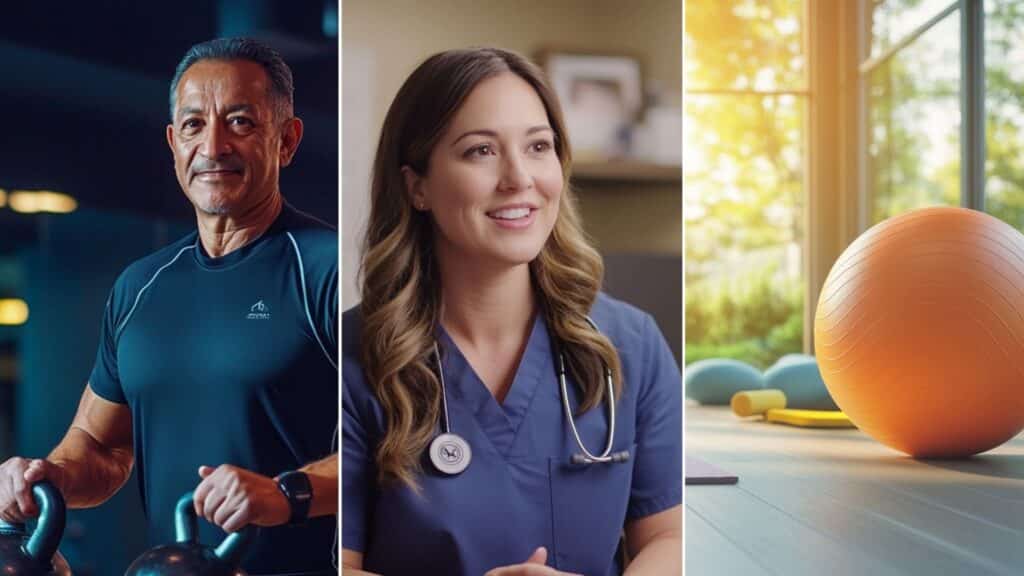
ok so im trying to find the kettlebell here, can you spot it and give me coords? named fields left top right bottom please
left=124, top=491, right=256, bottom=576
left=0, top=481, right=72, bottom=575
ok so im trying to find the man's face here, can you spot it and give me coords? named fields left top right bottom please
left=166, top=59, right=299, bottom=216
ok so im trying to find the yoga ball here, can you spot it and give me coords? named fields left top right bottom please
left=685, top=358, right=763, bottom=405
left=814, top=207, right=1024, bottom=457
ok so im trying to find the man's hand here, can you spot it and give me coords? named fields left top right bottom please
left=193, top=464, right=289, bottom=533
left=0, top=457, right=66, bottom=523
left=484, top=547, right=584, bottom=576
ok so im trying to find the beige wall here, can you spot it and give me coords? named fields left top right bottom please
left=342, top=0, right=681, bottom=301
left=344, top=0, right=681, bottom=129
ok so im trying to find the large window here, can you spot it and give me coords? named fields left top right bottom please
left=984, top=0, right=1024, bottom=229
left=863, top=0, right=1024, bottom=231
left=684, top=1, right=1024, bottom=369
left=684, top=0, right=806, bottom=368
left=867, top=7, right=960, bottom=222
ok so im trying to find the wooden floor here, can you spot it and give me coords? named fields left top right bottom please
left=685, top=404, right=1024, bottom=576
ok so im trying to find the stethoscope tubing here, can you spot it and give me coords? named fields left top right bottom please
left=435, top=341, right=453, bottom=434
left=432, top=315, right=621, bottom=467
left=557, top=336, right=616, bottom=463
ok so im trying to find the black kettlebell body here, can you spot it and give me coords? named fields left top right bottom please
left=123, top=542, right=244, bottom=576
left=124, top=492, right=255, bottom=576
left=0, top=482, right=72, bottom=575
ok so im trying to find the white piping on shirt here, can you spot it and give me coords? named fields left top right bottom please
left=115, top=244, right=195, bottom=340
left=285, top=232, right=338, bottom=372
left=285, top=231, right=340, bottom=570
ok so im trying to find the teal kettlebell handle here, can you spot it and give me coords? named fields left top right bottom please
left=174, top=491, right=258, bottom=566
left=25, top=481, right=66, bottom=564
left=174, top=493, right=198, bottom=544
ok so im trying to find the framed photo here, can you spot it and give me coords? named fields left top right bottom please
left=540, top=51, right=644, bottom=160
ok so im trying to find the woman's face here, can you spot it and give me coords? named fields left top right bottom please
left=408, top=72, right=564, bottom=269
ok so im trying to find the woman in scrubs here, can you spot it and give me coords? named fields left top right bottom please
left=342, top=47, right=682, bottom=575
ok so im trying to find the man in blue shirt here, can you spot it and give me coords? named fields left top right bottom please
left=0, top=38, right=338, bottom=574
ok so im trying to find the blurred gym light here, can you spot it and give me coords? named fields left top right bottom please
left=0, top=189, right=6, bottom=208
left=0, top=299, right=29, bottom=325
left=323, top=1, right=338, bottom=38
left=9, top=190, right=78, bottom=214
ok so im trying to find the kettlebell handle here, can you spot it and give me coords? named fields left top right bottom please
left=174, top=492, right=257, bottom=565
left=0, top=481, right=66, bottom=564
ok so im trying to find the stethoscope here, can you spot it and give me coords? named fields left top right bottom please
left=428, top=316, right=631, bottom=476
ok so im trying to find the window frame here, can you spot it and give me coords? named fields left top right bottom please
left=807, top=0, right=984, bottom=351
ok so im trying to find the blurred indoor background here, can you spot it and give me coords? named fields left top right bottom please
left=341, top=0, right=683, bottom=363
left=0, top=2, right=337, bottom=572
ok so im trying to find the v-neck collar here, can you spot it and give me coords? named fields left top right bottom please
left=436, top=314, right=553, bottom=457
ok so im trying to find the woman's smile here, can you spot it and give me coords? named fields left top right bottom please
left=486, top=203, right=538, bottom=228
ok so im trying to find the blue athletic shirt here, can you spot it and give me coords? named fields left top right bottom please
left=90, top=202, right=338, bottom=574
left=342, top=293, right=682, bottom=575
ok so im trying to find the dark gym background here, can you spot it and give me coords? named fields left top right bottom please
left=0, top=2, right=338, bottom=573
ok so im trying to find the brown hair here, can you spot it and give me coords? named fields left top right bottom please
left=359, top=47, right=621, bottom=487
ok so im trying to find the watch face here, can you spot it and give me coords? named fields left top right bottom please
left=279, top=472, right=312, bottom=524
left=280, top=471, right=312, bottom=497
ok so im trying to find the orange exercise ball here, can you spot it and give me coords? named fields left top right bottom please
left=814, top=207, right=1024, bottom=457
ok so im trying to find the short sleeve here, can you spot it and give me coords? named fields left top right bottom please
left=295, top=230, right=338, bottom=368
left=88, top=286, right=127, bottom=404
left=342, top=370, right=378, bottom=552
left=626, top=313, right=683, bottom=519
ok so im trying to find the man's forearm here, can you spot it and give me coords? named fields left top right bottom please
left=298, top=453, right=337, bottom=518
left=47, top=426, right=132, bottom=508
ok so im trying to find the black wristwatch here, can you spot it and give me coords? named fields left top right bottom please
left=276, top=470, right=313, bottom=526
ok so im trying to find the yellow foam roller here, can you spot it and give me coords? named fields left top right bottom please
left=731, top=389, right=787, bottom=417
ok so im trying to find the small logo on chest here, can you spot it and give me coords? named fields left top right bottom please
left=246, top=300, right=271, bottom=320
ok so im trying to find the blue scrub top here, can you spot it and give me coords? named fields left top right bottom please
left=342, top=293, right=682, bottom=575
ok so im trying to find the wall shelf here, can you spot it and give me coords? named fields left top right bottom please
left=571, top=160, right=682, bottom=185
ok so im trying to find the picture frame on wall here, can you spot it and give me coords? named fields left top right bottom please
left=540, top=50, right=644, bottom=161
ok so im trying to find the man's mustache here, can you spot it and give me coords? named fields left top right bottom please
left=190, top=157, right=244, bottom=178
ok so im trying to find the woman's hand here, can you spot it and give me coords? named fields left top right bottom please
left=484, top=547, right=583, bottom=576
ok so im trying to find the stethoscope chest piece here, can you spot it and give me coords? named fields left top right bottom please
left=430, top=432, right=472, bottom=475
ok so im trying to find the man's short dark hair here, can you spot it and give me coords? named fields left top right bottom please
left=169, top=37, right=294, bottom=122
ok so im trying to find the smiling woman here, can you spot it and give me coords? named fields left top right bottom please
left=341, top=47, right=682, bottom=576
left=403, top=71, right=565, bottom=277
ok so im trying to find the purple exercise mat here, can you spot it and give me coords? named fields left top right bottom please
left=686, top=456, right=739, bottom=485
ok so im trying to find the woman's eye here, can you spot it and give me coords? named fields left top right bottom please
left=466, top=144, right=494, bottom=158
left=530, top=140, right=553, bottom=153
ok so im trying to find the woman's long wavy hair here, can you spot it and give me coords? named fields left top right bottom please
left=360, top=47, right=622, bottom=487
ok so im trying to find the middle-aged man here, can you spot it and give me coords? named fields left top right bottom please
left=0, top=38, right=338, bottom=574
